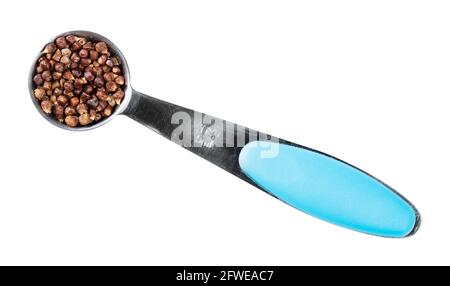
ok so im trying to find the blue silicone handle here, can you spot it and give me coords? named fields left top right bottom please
left=238, top=141, right=419, bottom=237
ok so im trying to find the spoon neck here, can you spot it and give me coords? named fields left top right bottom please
left=123, top=89, right=185, bottom=139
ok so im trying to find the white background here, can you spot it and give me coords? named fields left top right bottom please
left=0, top=1, right=448, bottom=265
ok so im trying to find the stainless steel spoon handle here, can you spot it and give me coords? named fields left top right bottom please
left=123, top=89, right=253, bottom=183
left=123, top=89, right=420, bottom=238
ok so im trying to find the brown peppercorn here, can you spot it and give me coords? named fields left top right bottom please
left=61, top=48, right=72, bottom=57
left=55, top=36, right=68, bottom=49
left=84, top=84, right=94, bottom=94
left=63, top=81, right=74, bottom=92
left=102, top=105, right=113, bottom=117
left=42, top=71, right=52, bottom=82
left=87, top=97, right=99, bottom=108
left=65, top=115, right=79, bottom=127
left=111, top=57, right=120, bottom=66
left=34, top=88, right=46, bottom=100
left=52, top=81, right=60, bottom=89
left=94, top=76, right=104, bottom=88
left=57, top=95, right=69, bottom=106
left=64, top=91, right=74, bottom=97
left=78, top=37, right=87, bottom=46
left=52, top=49, right=62, bottom=62
left=113, top=88, right=125, bottom=104
left=43, top=43, right=56, bottom=54
left=54, top=62, right=65, bottom=73
left=53, top=88, right=63, bottom=96
left=33, top=74, right=44, bottom=85
left=79, top=113, right=92, bottom=126
left=80, top=58, right=92, bottom=67
left=80, top=92, right=91, bottom=103
left=115, top=76, right=125, bottom=85
left=69, top=97, right=79, bottom=107
left=92, top=66, right=103, bottom=76
left=98, top=55, right=107, bottom=65
left=43, top=81, right=52, bottom=90
left=63, top=71, right=75, bottom=81
left=79, top=49, right=89, bottom=58
left=60, top=56, right=71, bottom=65
left=52, top=72, right=62, bottom=80
left=112, top=66, right=121, bottom=74
left=72, top=68, right=82, bottom=77
left=107, top=96, right=116, bottom=107
left=53, top=104, right=64, bottom=116
left=97, top=100, right=108, bottom=111
left=66, top=35, right=77, bottom=44
left=36, top=65, right=44, bottom=74
left=39, top=59, right=51, bottom=71
left=70, top=53, right=81, bottom=63
left=50, top=95, right=57, bottom=104
left=41, top=100, right=53, bottom=113
left=71, top=41, right=82, bottom=51
left=101, top=65, right=110, bottom=73
left=106, top=81, right=118, bottom=92
left=56, top=114, right=65, bottom=122
left=96, top=88, right=108, bottom=101
left=74, top=78, right=86, bottom=89
left=95, top=42, right=108, bottom=54
left=77, top=103, right=89, bottom=114
left=83, top=42, right=94, bottom=50
left=89, top=50, right=99, bottom=61
left=105, top=59, right=114, bottom=67
left=84, top=70, right=95, bottom=82
left=89, top=109, right=97, bottom=121
left=65, top=106, right=77, bottom=116
left=103, top=72, right=116, bottom=82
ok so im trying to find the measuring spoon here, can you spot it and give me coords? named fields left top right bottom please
left=29, top=31, right=420, bottom=237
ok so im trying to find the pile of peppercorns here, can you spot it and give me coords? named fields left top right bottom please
left=32, top=35, right=125, bottom=127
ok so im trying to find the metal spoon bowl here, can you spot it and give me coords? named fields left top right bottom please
left=29, top=30, right=132, bottom=131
